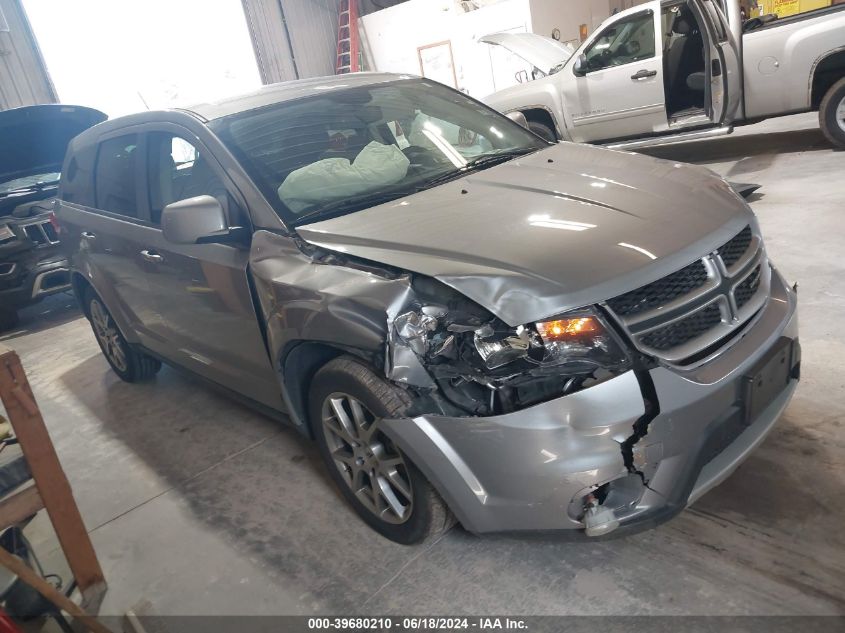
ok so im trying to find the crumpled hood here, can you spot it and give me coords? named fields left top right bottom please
left=297, top=143, right=753, bottom=326
left=0, top=105, right=107, bottom=185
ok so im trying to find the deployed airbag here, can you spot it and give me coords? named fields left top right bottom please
left=278, top=141, right=410, bottom=214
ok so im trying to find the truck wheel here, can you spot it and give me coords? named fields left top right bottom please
left=527, top=120, right=557, bottom=143
left=308, top=356, right=454, bottom=544
left=0, top=309, right=19, bottom=332
left=819, top=77, right=845, bottom=149
left=84, top=287, right=161, bottom=382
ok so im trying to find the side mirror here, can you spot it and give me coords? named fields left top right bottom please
left=573, top=54, right=588, bottom=77
left=506, top=111, right=530, bottom=129
left=162, top=195, right=229, bottom=245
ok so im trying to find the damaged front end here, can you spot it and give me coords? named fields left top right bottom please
left=376, top=266, right=799, bottom=538
left=386, top=280, right=634, bottom=417
left=381, top=281, right=656, bottom=536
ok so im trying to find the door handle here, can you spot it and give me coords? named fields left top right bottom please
left=140, top=249, right=164, bottom=263
left=81, top=231, right=97, bottom=241
left=631, top=69, right=658, bottom=80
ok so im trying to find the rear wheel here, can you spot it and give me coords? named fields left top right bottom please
left=84, top=287, right=161, bottom=382
left=819, top=77, right=845, bottom=149
left=309, top=357, right=454, bottom=544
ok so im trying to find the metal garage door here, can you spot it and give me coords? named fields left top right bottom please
left=0, top=0, right=56, bottom=110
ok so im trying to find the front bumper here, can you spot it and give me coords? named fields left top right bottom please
left=381, top=266, right=799, bottom=536
left=0, top=251, right=71, bottom=311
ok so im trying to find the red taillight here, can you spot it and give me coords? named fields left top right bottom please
left=48, top=212, right=62, bottom=235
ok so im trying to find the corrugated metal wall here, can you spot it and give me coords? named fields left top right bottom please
left=241, top=0, right=341, bottom=84
left=0, top=0, right=56, bottom=110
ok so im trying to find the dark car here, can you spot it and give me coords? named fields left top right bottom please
left=0, top=105, right=106, bottom=330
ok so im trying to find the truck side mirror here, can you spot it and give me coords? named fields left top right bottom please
left=573, top=54, right=588, bottom=77
left=162, top=195, right=230, bottom=245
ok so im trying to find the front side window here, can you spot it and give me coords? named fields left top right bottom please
left=211, top=79, right=547, bottom=225
left=584, top=11, right=656, bottom=72
left=146, top=133, right=229, bottom=224
left=95, top=135, right=139, bottom=217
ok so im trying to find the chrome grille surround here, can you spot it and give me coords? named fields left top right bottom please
left=20, top=218, right=60, bottom=247
left=603, top=225, right=771, bottom=366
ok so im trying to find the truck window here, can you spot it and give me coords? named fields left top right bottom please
left=584, top=10, right=656, bottom=72
left=94, top=135, right=139, bottom=218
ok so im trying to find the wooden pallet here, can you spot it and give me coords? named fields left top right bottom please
left=0, top=343, right=110, bottom=633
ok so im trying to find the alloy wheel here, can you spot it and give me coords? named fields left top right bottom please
left=837, top=95, right=845, bottom=134
left=90, top=299, right=128, bottom=373
left=321, top=393, right=413, bottom=524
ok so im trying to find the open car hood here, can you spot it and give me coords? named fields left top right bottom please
left=479, top=32, right=575, bottom=75
left=296, top=143, right=752, bottom=326
left=0, top=105, right=107, bottom=185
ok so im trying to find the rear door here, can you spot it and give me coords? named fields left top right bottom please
left=60, top=129, right=168, bottom=351
left=136, top=126, right=283, bottom=410
left=561, top=3, right=667, bottom=143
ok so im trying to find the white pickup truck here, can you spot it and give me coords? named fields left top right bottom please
left=481, top=0, right=845, bottom=149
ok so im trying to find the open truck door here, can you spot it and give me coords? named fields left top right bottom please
left=697, top=0, right=742, bottom=124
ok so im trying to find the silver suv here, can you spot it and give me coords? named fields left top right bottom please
left=57, top=74, right=800, bottom=544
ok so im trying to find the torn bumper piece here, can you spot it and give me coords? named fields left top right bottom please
left=380, top=268, right=799, bottom=536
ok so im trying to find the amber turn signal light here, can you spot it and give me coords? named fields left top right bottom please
left=536, top=317, right=601, bottom=342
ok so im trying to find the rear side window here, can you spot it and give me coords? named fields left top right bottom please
left=95, top=135, right=139, bottom=217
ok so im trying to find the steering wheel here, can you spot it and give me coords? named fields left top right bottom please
left=402, top=145, right=445, bottom=168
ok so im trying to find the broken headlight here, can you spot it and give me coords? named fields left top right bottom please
left=390, top=301, right=633, bottom=415
left=473, top=309, right=630, bottom=373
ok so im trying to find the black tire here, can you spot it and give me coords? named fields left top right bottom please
left=527, top=120, right=557, bottom=143
left=819, top=77, right=845, bottom=150
left=0, top=309, right=19, bottom=332
left=308, top=356, right=454, bottom=544
left=83, top=287, right=161, bottom=382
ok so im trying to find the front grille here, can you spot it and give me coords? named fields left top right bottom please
left=603, top=224, right=769, bottom=364
left=718, top=225, right=752, bottom=268
left=607, top=259, right=709, bottom=316
left=641, top=303, right=723, bottom=351
left=735, top=264, right=762, bottom=310
left=21, top=220, right=59, bottom=246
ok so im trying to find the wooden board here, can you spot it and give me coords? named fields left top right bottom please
left=0, top=344, right=107, bottom=606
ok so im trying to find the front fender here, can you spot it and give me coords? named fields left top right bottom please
left=483, top=76, right=569, bottom=141
left=249, top=230, right=419, bottom=426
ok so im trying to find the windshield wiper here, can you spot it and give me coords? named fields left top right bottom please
left=464, top=148, right=538, bottom=170
left=293, top=188, right=417, bottom=225
left=419, top=149, right=539, bottom=190
left=293, top=149, right=539, bottom=224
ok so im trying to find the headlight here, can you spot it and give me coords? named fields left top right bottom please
left=472, top=308, right=630, bottom=373
left=390, top=301, right=633, bottom=415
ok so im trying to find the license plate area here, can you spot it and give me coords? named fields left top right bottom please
left=743, top=337, right=796, bottom=424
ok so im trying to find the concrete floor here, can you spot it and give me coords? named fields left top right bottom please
left=2, top=112, right=843, bottom=617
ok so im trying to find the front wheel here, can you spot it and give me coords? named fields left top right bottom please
left=308, top=357, right=454, bottom=544
left=84, top=287, right=161, bottom=382
left=819, top=77, right=845, bottom=149
left=527, top=120, right=557, bottom=143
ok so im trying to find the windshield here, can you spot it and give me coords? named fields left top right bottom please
left=0, top=172, right=61, bottom=195
left=211, top=79, right=547, bottom=225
